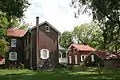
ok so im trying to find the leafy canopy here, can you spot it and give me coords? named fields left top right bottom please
left=0, top=0, right=30, bottom=19
left=59, top=31, right=73, bottom=49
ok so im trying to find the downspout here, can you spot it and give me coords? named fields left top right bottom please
left=36, top=17, right=39, bottom=69
left=30, top=29, right=32, bottom=69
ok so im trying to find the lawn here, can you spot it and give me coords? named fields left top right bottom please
left=0, top=68, right=120, bottom=80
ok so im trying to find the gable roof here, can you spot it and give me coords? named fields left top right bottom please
left=66, top=44, right=96, bottom=53
left=87, top=51, right=120, bottom=60
left=31, top=21, right=61, bottom=35
left=7, top=29, right=27, bottom=37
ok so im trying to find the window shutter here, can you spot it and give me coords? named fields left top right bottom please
left=40, top=49, right=49, bottom=59
left=9, top=52, right=17, bottom=61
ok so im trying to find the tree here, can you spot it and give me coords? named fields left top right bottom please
left=59, top=31, right=73, bottom=49
left=0, top=0, right=30, bottom=28
left=0, top=37, right=9, bottom=56
left=0, top=13, right=9, bottom=56
left=71, top=0, right=120, bottom=52
left=0, top=0, right=30, bottom=56
left=73, top=22, right=104, bottom=50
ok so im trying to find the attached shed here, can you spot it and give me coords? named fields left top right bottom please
left=85, top=51, right=120, bottom=68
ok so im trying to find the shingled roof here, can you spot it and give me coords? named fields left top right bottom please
left=66, top=44, right=96, bottom=53
left=71, top=44, right=96, bottom=51
left=7, top=29, right=27, bottom=37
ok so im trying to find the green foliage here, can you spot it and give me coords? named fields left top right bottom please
left=0, top=69, right=120, bottom=80
left=59, top=31, right=73, bottom=49
left=18, top=63, right=25, bottom=69
left=18, top=23, right=29, bottom=30
left=0, top=0, right=30, bottom=19
left=73, top=22, right=104, bottom=50
left=0, top=12, right=9, bottom=29
left=0, top=0, right=30, bottom=56
left=71, top=0, right=120, bottom=52
left=0, top=37, right=9, bottom=56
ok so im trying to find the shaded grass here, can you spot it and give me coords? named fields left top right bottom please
left=0, top=68, right=120, bottom=80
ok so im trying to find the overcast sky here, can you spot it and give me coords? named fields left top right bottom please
left=24, top=0, right=92, bottom=33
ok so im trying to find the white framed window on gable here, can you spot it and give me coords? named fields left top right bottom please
left=9, top=52, right=17, bottom=61
left=91, top=55, right=95, bottom=62
left=11, top=39, right=16, bottom=47
left=45, top=26, right=50, bottom=32
left=40, top=49, right=49, bottom=59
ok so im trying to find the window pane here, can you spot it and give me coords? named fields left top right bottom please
left=9, top=52, right=17, bottom=61
left=43, top=50, right=47, bottom=58
left=40, top=49, right=49, bottom=59
left=11, top=39, right=16, bottom=47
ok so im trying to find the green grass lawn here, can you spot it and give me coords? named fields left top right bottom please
left=0, top=68, right=120, bottom=80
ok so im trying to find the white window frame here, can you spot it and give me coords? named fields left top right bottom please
left=69, top=56, right=72, bottom=64
left=81, top=55, right=87, bottom=61
left=11, top=39, right=16, bottom=47
left=40, top=49, right=49, bottom=59
left=75, top=55, right=78, bottom=64
left=9, top=52, right=17, bottom=61
left=91, top=55, right=95, bottom=62
left=45, top=26, right=50, bottom=32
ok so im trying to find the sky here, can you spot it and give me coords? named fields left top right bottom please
left=24, top=0, right=92, bottom=33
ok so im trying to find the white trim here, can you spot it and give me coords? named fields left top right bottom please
left=66, top=44, right=72, bottom=55
left=45, top=26, right=50, bottom=32
left=75, top=55, right=77, bottom=64
left=91, top=55, right=95, bottom=62
left=9, top=52, right=17, bottom=61
left=69, top=56, right=72, bottom=64
left=11, top=39, right=16, bottom=47
left=81, top=55, right=87, bottom=61
left=86, top=52, right=103, bottom=60
left=40, top=49, right=49, bottom=59
left=31, top=21, right=61, bottom=35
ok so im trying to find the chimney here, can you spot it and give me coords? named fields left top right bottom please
left=36, top=16, right=39, bottom=69
left=36, top=16, right=39, bottom=26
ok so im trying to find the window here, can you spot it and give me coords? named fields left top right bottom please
left=75, top=55, right=78, bottom=64
left=81, top=55, right=87, bottom=61
left=9, top=52, right=17, bottom=61
left=69, top=56, right=72, bottom=64
left=40, top=49, right=49, bottom=59
left=45, top=26, right=50, bottom=32
left=91, top=55, right=95, bottom=62
left=11, top=39, right=16, bottom=47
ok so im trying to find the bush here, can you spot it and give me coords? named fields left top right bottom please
left=18, top=63, right=24, bottom=69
